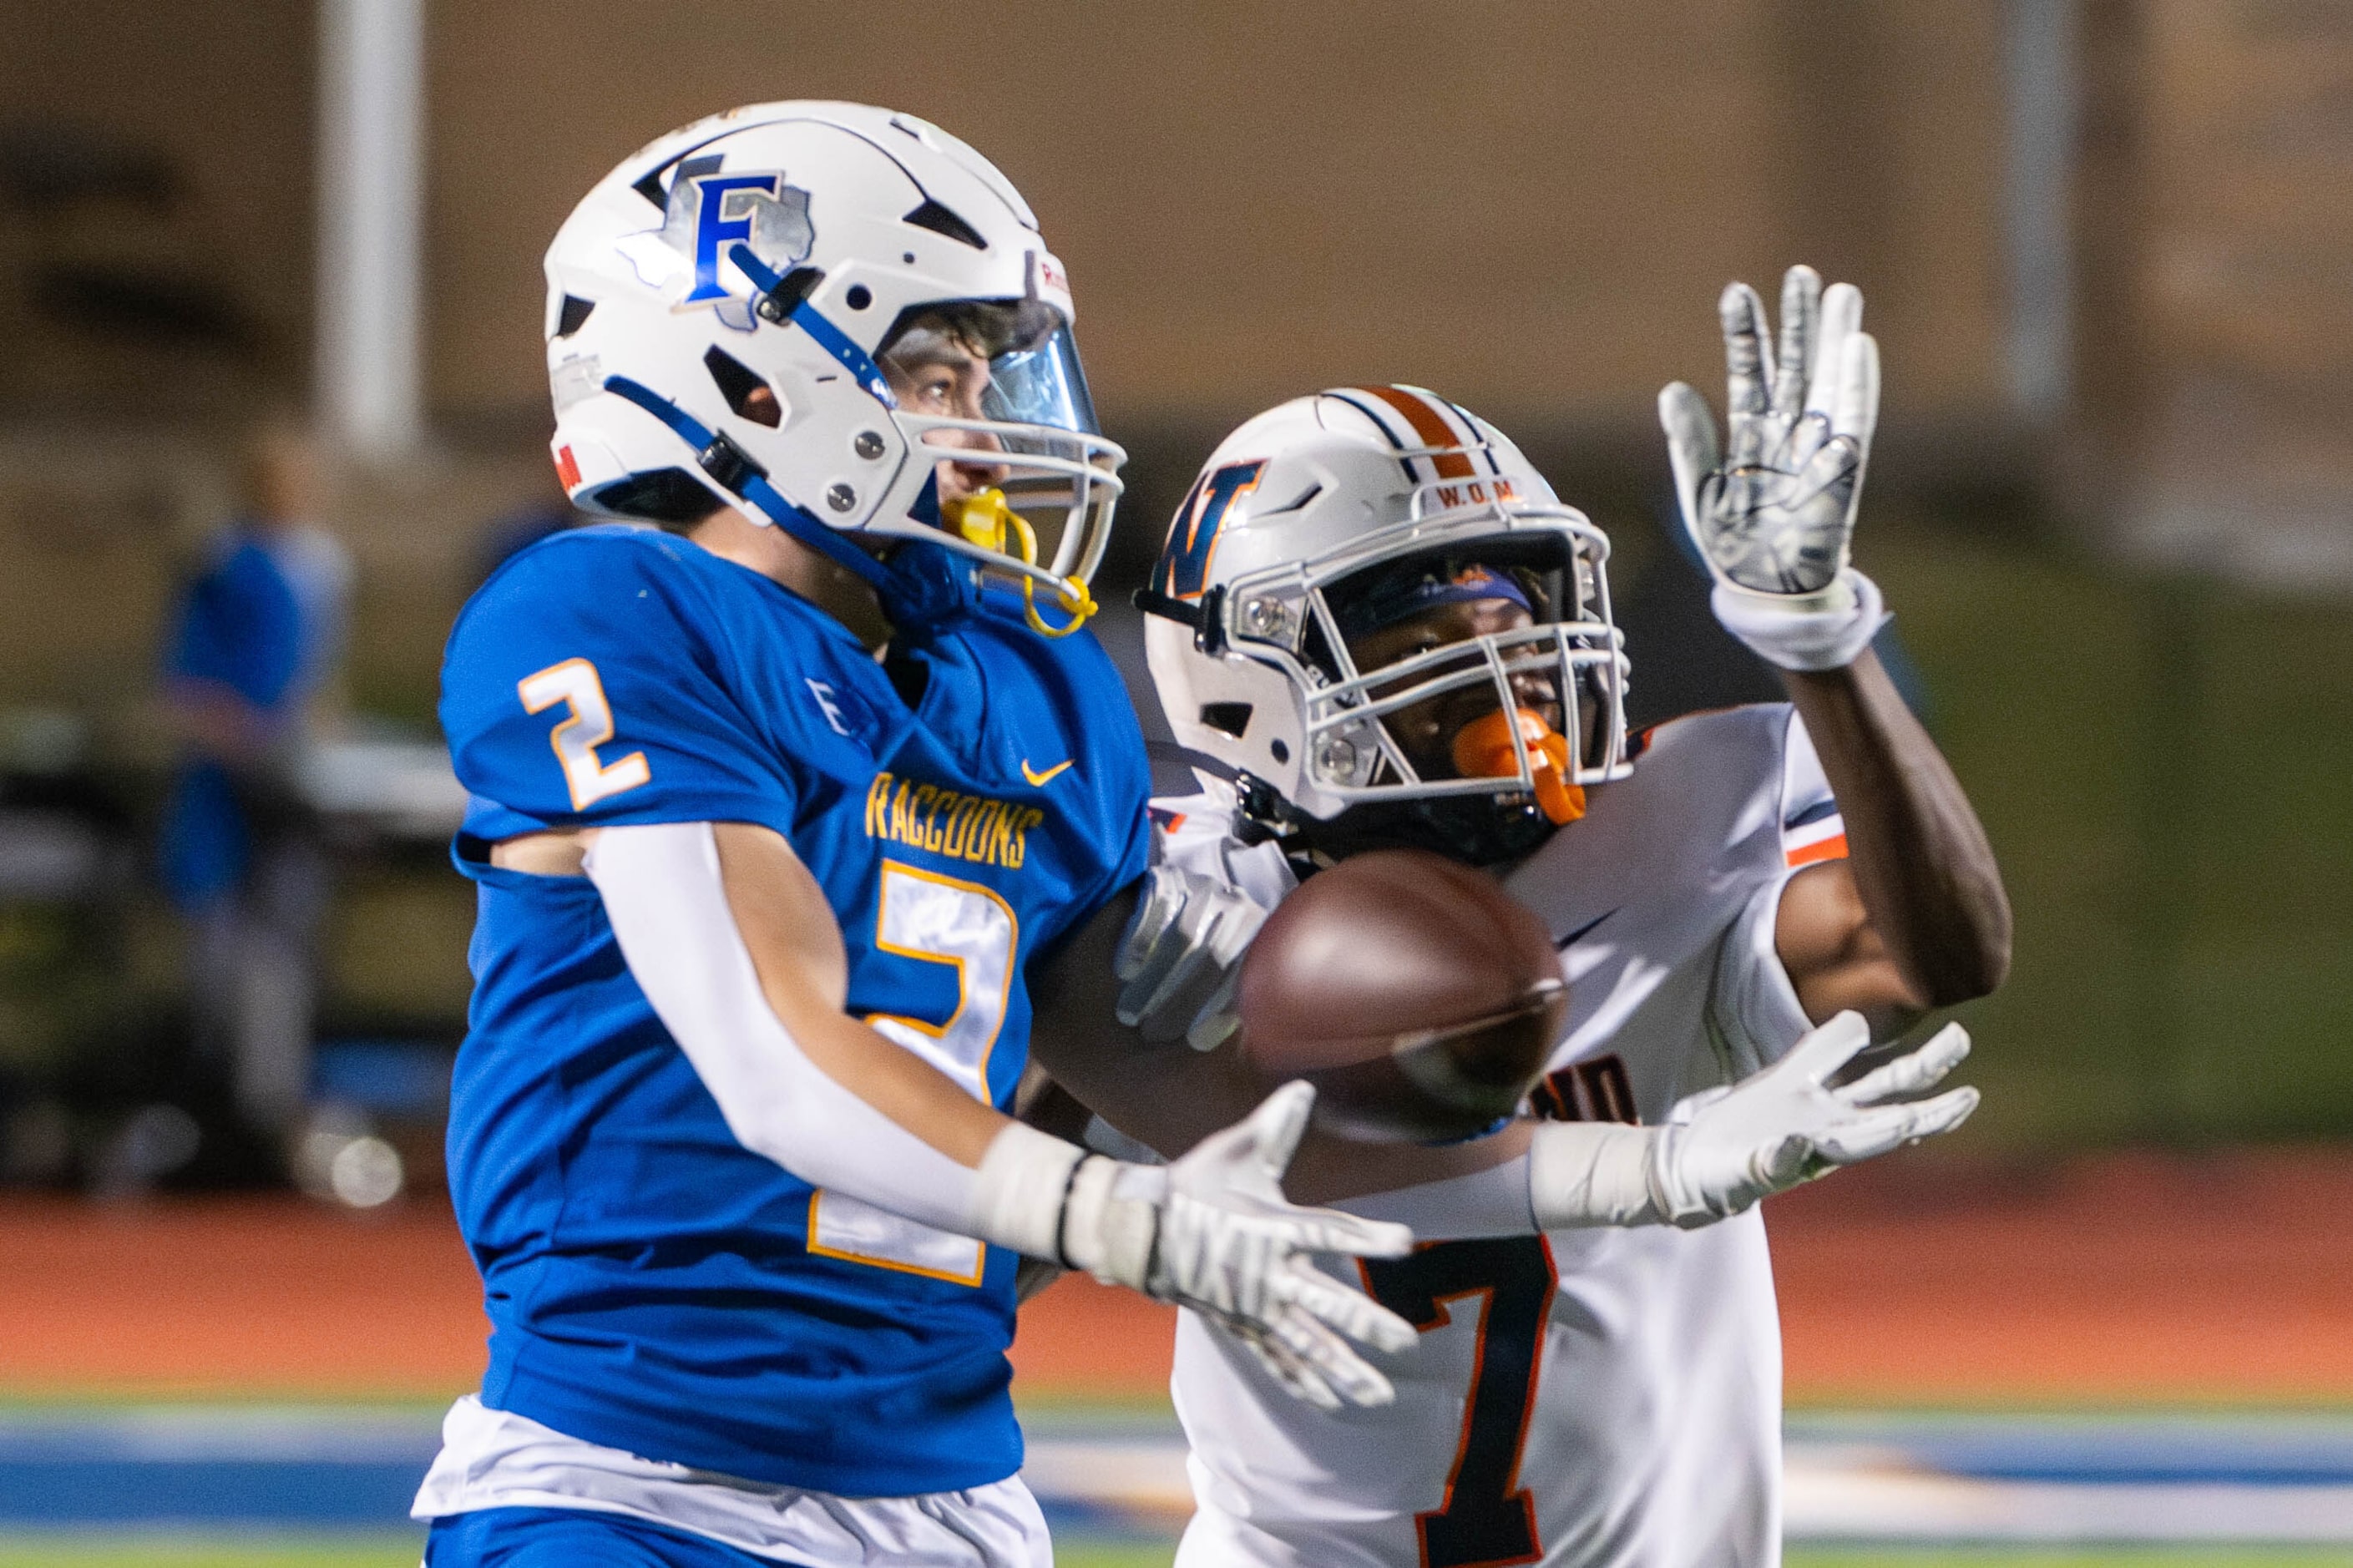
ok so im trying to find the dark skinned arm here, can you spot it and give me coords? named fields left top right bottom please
left=1024, top=885, right=1531, bottom=1208
left=1773, top=646, right=2011, bottom=1036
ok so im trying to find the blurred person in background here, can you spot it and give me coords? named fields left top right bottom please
left=155, top=416, right=352, bottom=1143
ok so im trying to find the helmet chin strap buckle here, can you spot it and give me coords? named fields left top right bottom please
left=1451, top=708, right=1586, bottom=825
left=1232, top=771, right=1305, bottom=847
left=696, top=430, right=767, bottom=496
left=751, top=263, right=824, bottom=324
left=722, top=240, right=821, bottom=325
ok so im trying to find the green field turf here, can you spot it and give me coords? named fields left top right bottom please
left=0, top=1541, right=422, bottom=1568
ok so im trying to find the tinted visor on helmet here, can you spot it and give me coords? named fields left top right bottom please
left=984, top=321, right=1101, bottom=438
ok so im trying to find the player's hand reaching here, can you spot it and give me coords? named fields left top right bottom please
left=1662, top=263, right=1878, bottom=604
left=1056, top=1082, right=1418, bottom=1409
left=1113, top=862, right=1264, bottom=1051
left=1527, top=1011, right=1977, bottom=1231
left=1659, top=265, right=1890, bottom=670
left=1154, top=1081, right=1419, bottom=1407
left=1647, top=1010, right=1976, bottom=1226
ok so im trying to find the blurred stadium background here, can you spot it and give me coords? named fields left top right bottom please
left=0, top=2, right=2349, bottom=1563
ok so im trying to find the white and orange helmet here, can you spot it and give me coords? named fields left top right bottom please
left=1141, top=387, right=1630, bottom=838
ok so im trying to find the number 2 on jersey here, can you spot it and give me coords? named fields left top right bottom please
left=518, top=657, right=650, bottom=810
left=808, top=862, right=1019, bottom=1285
left=1361, top=1237, right=1558, bottom=1568
left=863, top=861, right=1017, bottom=1098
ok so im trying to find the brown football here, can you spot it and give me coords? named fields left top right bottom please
left=1236, top=848, right=1566, bottom=1142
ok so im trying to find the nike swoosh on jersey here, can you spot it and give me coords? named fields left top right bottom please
left=1020, top=758, right=1075, bottom=787
left=1556, top=908, right=1617, bottom=949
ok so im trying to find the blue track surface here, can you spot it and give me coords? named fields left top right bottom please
left=1789, top=1414, right=2353, bottom=1488
left=0, top=1410, right=436, bottom=1526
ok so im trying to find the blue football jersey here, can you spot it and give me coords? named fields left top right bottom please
left=438, top=525, right=1149, bottom=1495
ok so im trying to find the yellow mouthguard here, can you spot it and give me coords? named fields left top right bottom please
left=940, top=488, right=1096, bottom=638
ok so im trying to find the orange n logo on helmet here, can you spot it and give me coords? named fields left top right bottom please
left=1157, top=460, right=1265, bottom=600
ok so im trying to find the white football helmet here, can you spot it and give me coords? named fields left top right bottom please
left=544, top=102, right=1122, bottom=632
left=1141, top=387, right=1630, bottom=847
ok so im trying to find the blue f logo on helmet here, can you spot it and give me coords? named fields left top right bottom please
left=657, top=167, right=814, bottom=306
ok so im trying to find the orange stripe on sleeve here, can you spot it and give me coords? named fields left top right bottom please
left=1786, top=833, right=1849, bottom=868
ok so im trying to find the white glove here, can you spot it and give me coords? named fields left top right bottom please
left=1652, top=1011, right=1976, bottom=1225
left=1114, top=862, right=1266, bottom=1050
left=1659, top=265, right=1888, bottom=669
left=973, top=1082, right=1417, bottom=1409
left=1528, top=1011, right=1977, bottom=1230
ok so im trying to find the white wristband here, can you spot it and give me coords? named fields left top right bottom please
left=1527, top=1120, right=1667, bottom=1228
left=969, top=1124, right=1171, bottom=1288
left=1711, top=568, right=1889, bottom=671
left=969, top=1121, right=1088, bottom=1261
left=1058, top=1154, right=1167, bottom=1288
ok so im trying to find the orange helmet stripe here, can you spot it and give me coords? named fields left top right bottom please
left=1354, top=385, right=1478, bottom=478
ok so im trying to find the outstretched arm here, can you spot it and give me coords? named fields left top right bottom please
left=1029, top=875, right=1977, bottom=1233
left=579, top=820, right=1418, bottom=1408
left=1775, top=651, right=2010, bottom=1031
left=1661, top=265, right=2011, bottom=1035
left=592, top=821, right=1009, bottom=1183
left=1025, top=883, right=1267, bottom=1156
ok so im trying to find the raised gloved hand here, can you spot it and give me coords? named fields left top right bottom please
left=1529, top=1011, right=1977, bottom=1230
left=1658, top=265, right=1888, bottom=670
left=1114, top=862, right=1266, bottom=1050
left=975, top=1082, right=1416, bottom=1409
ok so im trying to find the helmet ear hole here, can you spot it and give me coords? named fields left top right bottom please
left=587, top=468, right=725, bottom=527
left=703, top=346, right=782, bottom=428
left=1199, top=702, right=1252, bottom=738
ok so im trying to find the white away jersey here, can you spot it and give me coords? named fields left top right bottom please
left=1163, top=704, right=1841, bottom=1568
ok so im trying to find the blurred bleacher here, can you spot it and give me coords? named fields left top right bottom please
left=0, top=2, right=2347, bottom=1190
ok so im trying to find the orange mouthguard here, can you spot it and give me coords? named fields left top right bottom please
left=1450, top=707, right=1587, bottom=824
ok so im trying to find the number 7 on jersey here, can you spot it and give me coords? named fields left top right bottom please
left=519, top=657, right=651, bottom=811
left=1362, top=1236, right=1558, bottom=1568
